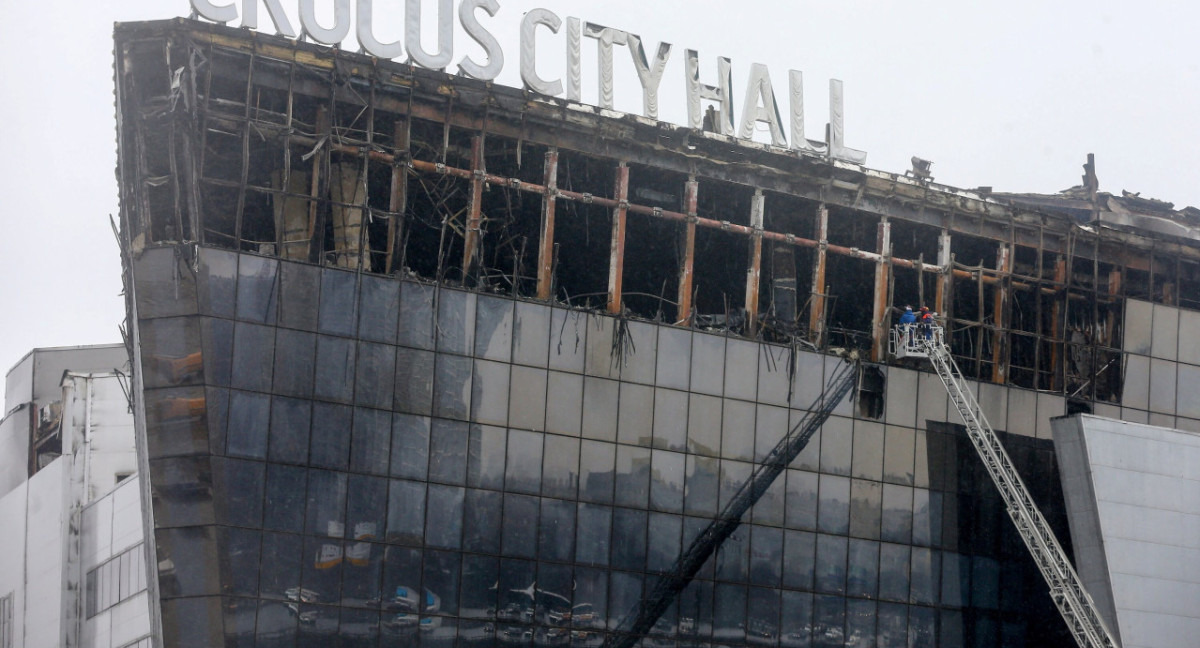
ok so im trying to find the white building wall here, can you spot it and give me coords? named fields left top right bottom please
left=0, top=479, right=30, bottom=648
left=23, top=462, right=65, bottom=648
left=81, top=476, right=149, bottom=648
left=1052, top=414, right=1200, bottom=648
left=0, top=347, right=146, bottom=648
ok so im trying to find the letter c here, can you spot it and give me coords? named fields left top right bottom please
left=191, top=0, right=237, bottom=23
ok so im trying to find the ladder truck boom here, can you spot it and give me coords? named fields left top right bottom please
left=891, top=324, right=1120, bottom=648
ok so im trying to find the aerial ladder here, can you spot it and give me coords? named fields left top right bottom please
left=606, top=358, right=860, bottom=648
left=890, top=324, right=1120, bottom=648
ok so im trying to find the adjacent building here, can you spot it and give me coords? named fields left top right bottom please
left=109, top=18, right=1199, bottom=648
left=0, top=346, right=151, bottom=648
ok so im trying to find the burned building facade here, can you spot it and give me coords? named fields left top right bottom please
left=115, top=18, right=1200, bottom=648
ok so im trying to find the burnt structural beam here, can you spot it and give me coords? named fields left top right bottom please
left=306, top=105, right=330, bottom=264
left=1049, top=256, right=1068, bottom=391
left=745, top=190, right=765, bottom=336
left=463, top=135, right=486, bottom=281
left=606, top=359, right=860, bottom=648
left=871, top=216, right=892, bottom=362
left=677, top=177, right=698, bottom=325
left=809, top=204, right=829, bottom=347
left=386, top=118, right=410, bottom=274
left=991, top=243, right=1012, bottom=384
left=536, top=148, right=559, bottom=300
left=608, top=162, right=629, bottom=314
left=935, top=229, right=952, bottom=315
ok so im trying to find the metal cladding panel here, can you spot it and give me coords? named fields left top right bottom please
left=1053, top=414, right=1200, bottom=648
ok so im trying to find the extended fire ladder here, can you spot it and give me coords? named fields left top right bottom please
left=892, top=325, right=1120, bottom=648
left=607, top=358, right=860, bottom=648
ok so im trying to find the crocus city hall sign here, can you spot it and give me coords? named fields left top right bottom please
left=188, top=0, right=867, bottom=162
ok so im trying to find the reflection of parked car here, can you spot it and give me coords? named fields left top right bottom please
left=499, top=626, right=533, bottom=644
left=388, top=586, right=441, bottom=614
left=383, top=613, right=419, bottom=631
left=283, top=587, right=319, bottom=616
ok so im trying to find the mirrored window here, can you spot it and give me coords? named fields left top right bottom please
left=313, top=336, right=355, bottom=404
left=354, top=342, right=395, bottom=410
left=394, top=347, right=434, bottom=416
left=357, top=274, right=399, bottom=344
left=310, top=403, right=352, bottom=470
left=350, top=407, right=391, bottom=475
left=462, top=488, right=502, bottom=554
left=575, top=503, right=612, bottom=566
left=539, top=498, right=577, bottom=563
left=846, top=538, right=879, bottom=599
left=318, top=267, right=358, bottom=336
left=429, top=419, right=469, bottom=485
left=505, top=429, right=544, bottom=494
left=397, top=282, right=435, bottom=350
left=389, top=414, right=429, bottom=480
left=579, top=440, right=615, bottom=504
left=425, top=484, right=464, bottom=549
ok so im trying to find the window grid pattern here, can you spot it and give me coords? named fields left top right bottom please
left=86, top=543, right=147, bottom=618
left=134, top=248, right=1074, bottom=647
left=0, top=593, right=12, bottom=648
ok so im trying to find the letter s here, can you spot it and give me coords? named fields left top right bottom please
left=458, top=0, right=504, bottom=80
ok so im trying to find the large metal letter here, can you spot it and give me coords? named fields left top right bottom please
left=566, top=17, right=582, bottom=101
left=299, top=0, right=351, bottom=45
left=627, top=34, right=672, bottom=119
left=788, top=70, right=823, bottom=153
left=357, top=0, right=404, bottom=59
left=828, top=79, right=867, bottom=163
left=584, top=23, right=629, bottom=110
left=685, top=50, right=734, bottom=136
left=242, top=0, right=296, bottom=37
left=458, top=0, right=504, bottom=80
left=405, top=0, right=453, bottom=69
left=520, top=8, right=563, bottom=96
left=738, top=63, right=786, bottom=147
left=192, top=0, right=237, bottom=23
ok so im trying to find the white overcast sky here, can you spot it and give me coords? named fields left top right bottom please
left=2, top=0, right=1199, bottom=376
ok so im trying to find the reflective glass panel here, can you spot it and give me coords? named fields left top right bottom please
left=354, top=342, right=395, bottom=410
left=313, top=336, right=355, bottom=404
left=389, top=414, right=429, bottom=480
left=318, top=267, right=358, bottom=336
left=578, top=439, right=615, bottom=504
left=505, top=429, right=544, bottom=494
left=429, top=419, right=469, bottom=485
left=310, top=403, right=352, bottom=470
left=350, top=407, right=391, bottom=475
left=393, top=347, right=434, bottom=416
left=462, top=488, right=502, bottom=554
left=501, top=493, right=539, bottom=558
left=425, top=484, right=464, bottom=549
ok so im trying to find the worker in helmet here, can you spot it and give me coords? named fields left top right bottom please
left=899, top=305, right=917, bottom=347
left=919, top=306, right=934, bottom=339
